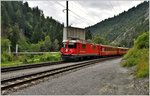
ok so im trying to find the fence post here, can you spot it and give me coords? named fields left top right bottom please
left=8, top=44, right=11, bottom=55
left=16, top=44, right=18, bottom=56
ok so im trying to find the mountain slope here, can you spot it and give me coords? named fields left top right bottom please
left=86, top=1, right=149, bottom=47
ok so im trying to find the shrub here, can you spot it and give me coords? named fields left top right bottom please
left=1, top=38, right=11, bottom=53
left=23, top=58, right=28, bottom=64
left=1, top=52, right=13, bottom=63
left=135, top=49, right=149, bottom=77
left=122, top=48, right=141, bottom=67
left=19, top=55, right=28, bottom=64
left=39, top=53, right=61, bottom=62
left=122, top=32, right=149, bottom=78
left=134, top=32, right=149, bottom=49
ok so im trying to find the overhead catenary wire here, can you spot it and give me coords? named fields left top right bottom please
left=46, top=1, right=81, bottom=26
left=55, top=1, right=94, bottom=24
left=55, top=1, right=89, bottom=25
left=54, top=1, right=91, bottom=26
left=69, top=10, right=91, bottom=24
left=108, top=1, right=118, bottom=15
left=74, top=1, right=100, bottom=23
left=116, top=1, right=123, bottom=12
left=70, top=1, right=98, bottom=23
left=46, top=1, right=60, bottom=12
left=71, top=1, right=89, bottom=15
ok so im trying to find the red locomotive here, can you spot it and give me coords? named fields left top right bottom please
left=60, top=39, right=128, bottom=61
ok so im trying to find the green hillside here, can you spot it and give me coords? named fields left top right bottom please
left=1, top=1, right=64, bottom=52
left=122, top=32, right=149, bottom=78
left=86, top=1, right=149, bottom=48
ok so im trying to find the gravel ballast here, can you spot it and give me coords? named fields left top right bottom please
left=1, top=62, right=79, bottom=80
left=11, top=58, right=149, bottom=95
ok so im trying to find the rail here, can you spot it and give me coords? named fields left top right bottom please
left=1, top=56, right=120, bottom=95
left=1, top=61, right=63, bottom=72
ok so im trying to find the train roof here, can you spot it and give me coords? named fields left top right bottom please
left=63, top=40, right=100, bottom=45
left=63, top=40, right=81, bottom=43
left=100, top=44, right=129, bottom=49
left=100, top=44, right=118, bottom=48
left=117, top=47, right=129, bottom=49
left=63, top=40, right=129, bottom=49
left=63, top=39, right=89, bottom=44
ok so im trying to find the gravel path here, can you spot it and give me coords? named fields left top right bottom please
left=11, top=58, right=149, bottom=95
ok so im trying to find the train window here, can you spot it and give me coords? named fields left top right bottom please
left=63, top=42, right=76, bottom=48
left=104, top=48, right=106, bottom=51
left=74, top=43, right=77, bottom=48
left=102, top=48, right=104, bottom=51
left=68, top=43, right=76, bottom=48
left=107, top=47, right=109, bottom=51
left=105, top=48, right=107, bottom=51
left=82, top=44, right=86, bottom=49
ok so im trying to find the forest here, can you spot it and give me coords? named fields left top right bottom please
left=1, top=1, right=64, bottom=52
left=86, top=1, right=149, bottom=48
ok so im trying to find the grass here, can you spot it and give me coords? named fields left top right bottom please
left=1, top=52, right=61, bottom=67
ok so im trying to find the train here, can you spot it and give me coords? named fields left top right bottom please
left=60, top=39, right=128, bottom=61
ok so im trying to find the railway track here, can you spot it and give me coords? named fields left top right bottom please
left=1, top=61, right=63, bottom=72
left=1, top=56, right=120, bottom=95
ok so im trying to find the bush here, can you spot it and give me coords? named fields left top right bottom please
left=1, top=52, right=13, bottom=63
left=39, top=53, right=61, bottom=62
left=122, top=32, right=149, bottom=78
left=18, top=55, right=28, bottom=63
left=23, top=58, right=28, bottom=64
left=135, top=49, right=149, bottom=77
left=1, top=38, right=11, bottom=53
left=122, top=48, right=141, bottom=67
left=134, top=32, right=149, bottom=49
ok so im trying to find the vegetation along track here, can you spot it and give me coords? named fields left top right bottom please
left=1, top=61, right=64, bottom=72
left=1, top=56, right=120, bottom=95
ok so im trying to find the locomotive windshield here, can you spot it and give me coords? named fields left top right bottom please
left=68, top=43, right=76, bottom=48
left=63, top=42, right=76, bottom=48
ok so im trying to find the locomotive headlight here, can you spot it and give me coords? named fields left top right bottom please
left=66, top=49, right=68, bottom=52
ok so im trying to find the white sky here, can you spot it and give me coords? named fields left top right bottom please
left=25, top=0, right=144, bottom=28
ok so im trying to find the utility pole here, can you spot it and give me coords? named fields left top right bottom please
left=66, top=1, right=69, bottom=39
left=66, top=1, right=69, bottom=27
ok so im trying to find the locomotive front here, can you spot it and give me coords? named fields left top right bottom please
left=60, top=40, right=78, bottom=61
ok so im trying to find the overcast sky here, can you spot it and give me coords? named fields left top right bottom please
left=25, top=0, right=144, bottom=28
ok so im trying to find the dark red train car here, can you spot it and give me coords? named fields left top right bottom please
left=99, top=45, right=118, bottom=56
left=118, top=47, right=128, bottom=55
